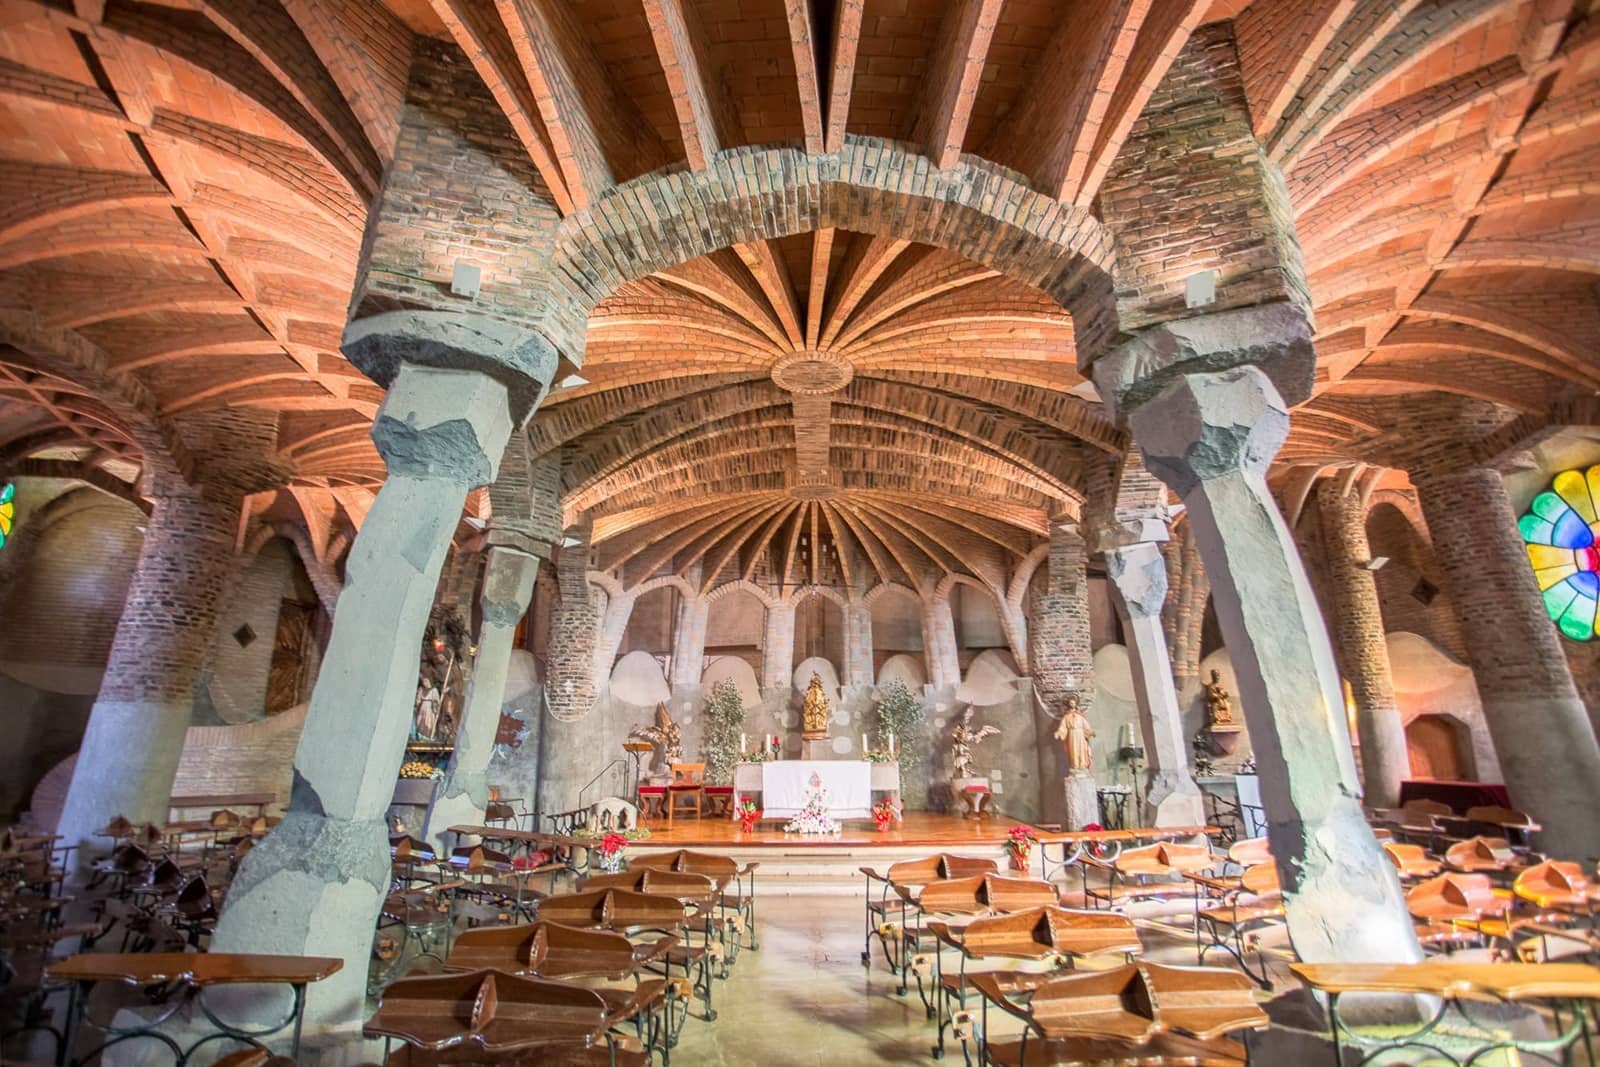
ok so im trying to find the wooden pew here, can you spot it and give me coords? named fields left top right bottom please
left=860, top=853, right=999, bottom=974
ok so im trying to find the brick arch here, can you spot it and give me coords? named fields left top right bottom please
left=792, top=584, right=849, bottom=610
left=863, top=581, right=924, bottom=608
left=1365, top=489, right=1431, bottom=547
left=704, top=578, right=778, bottom=611
left=542, top=139, right=1119, bottom=364
left=935, top=571, right=997, bottom=605
left=622, top=573, right=696, bottom=600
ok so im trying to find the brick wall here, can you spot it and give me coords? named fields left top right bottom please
left=1366, top=498, right=1468, bottom=660
left=1098, top=21, right=1310, bottom=333
left=546, top=517, right=599, bottom=721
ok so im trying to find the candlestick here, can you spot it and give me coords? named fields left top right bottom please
left=741, top=733, right=747, bottom=754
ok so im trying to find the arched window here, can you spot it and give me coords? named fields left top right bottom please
left=0, top=483, right=11, bottom=550
left=1520, top=464, right=1600, bottom=641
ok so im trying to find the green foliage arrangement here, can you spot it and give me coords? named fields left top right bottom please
left=702, top=679, right=747, bottom=785
left=874, top=679, right=927, bottom=779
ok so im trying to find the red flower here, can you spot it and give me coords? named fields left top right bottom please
left=600, top=832, right=627, bottom=855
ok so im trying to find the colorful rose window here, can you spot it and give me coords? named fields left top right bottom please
left=0, top=483, right=11, bottom=551
left=1520, top=465, right=1600, bottom=642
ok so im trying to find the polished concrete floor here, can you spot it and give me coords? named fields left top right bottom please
left=668, top=894, right=1216, bottom=1066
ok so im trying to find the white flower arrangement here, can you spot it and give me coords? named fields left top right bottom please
left=784, top=787, right=841, bottom=835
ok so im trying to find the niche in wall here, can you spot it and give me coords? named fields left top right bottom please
left=1405, top=713, right=1470, bottom=780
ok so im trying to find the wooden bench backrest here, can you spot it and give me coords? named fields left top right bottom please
left=915, top=875, right=989, bottom=914
left=983, top=874, right=1059, bottom=912
left=1464, top=805, right=1533, bottom=827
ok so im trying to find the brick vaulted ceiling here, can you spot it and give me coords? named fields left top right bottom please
left=0, top=0, right=1596, bottom=589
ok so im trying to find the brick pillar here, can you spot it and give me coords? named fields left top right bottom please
left=536, top=516, right=607, bottom=819
left=212, top=330, right=550, bottom=1030
left=1161, top=523, right=1209, bottom=690
left=1413, top=466, right=1600, bottom=860
left=1317, top=480, right=1409, bottom=809
left=843, top=598, right=874, bottom=690
left=1028, top=519, right=1093, bottom=826
left=422, top=546, right=537, bottom=850
left=1095, top=304, right=1418, bottom=964
left=55, top=488, right=238, bottom=855
left=762, top=599, right=796, bottom=693
left=921, top=594, right=961, bottom=691
left=670, top=593, right=709, bottom=691
left=1102, top=531, right=1205, bottom=827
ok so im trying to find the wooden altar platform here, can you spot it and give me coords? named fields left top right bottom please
left=637, top=810, right=1023, bottom=850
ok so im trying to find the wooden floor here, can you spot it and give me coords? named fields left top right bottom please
left=635, top=810, right=1021, bottom=848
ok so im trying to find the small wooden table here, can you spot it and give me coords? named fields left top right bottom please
left=47, top=952, right=341, bottom=1065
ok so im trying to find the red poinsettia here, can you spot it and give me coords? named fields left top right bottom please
left=598, top=832, right=627, bottom=858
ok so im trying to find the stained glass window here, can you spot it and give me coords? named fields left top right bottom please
left=1519, top=465, right=1600, bottom=642
left=0, top=483, right=11, bottom=551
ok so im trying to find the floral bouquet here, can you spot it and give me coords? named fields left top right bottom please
left=784, top=787, right=840, bottom=835
left=1004, top=825, right=1036, bottom=871
left=594, top=831, right=627, bottom=873
left=871, top=796, right=901, bottom=833
left=1080, top=821, right=1108, bottom=858
left=737, top=799, right=762, bottom=833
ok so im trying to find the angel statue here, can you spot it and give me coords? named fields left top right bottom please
left=950, top=707, right=1000, bottom=780
left=630, top=703, right=684, bottom=771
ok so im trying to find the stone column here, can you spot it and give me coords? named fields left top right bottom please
left=762, top=600, right=796, bottom=694
left=212, top=313, right=555, bottom=1030
left=1028, top=519, right=1094, bottom=826
left=1102, top=533, right=1205, bottom=827
left=1317, top=481, right=1409, bottom=809
left=55, top=488, right=238, bottom=856
left=422, top=547, right=537, bottom=850
left=670, top=593, right=709, bottom=691
left=922, top=595, right=961, bottom=691
left=1413, top=465, right=1600, bottom=860
left=1094, top=304, right=1418, bottom=963
left=593, top=591, right=637, bottom=684
left=843, top=599, right=874, bottom=690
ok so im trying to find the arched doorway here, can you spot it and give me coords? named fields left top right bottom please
left=1405, top=714, right=1468, bottom=780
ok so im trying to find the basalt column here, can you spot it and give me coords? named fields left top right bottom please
left=1027, top=518, right=1093, bottom=826
left=1102, top=532, right=1205, bottom=827
left=422, top=547, right=538, bottom=850
left=1413, top=465, right=1600, bottom=860
left=1317, top=480, right=1409, bottom=809
left=1094, top=304, right=1419, bottom=963
left=56, top=488, right=238, bottom=857
left=212, top=313, right=556, bottom=1030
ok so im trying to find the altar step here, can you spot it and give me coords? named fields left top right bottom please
left=629, top=840, right=1014, bottom=896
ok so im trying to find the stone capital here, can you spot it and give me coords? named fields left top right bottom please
left=1091, top=507, right=1171, bottom=554
left=480, top=547, right=538, bottom=627
left=343, top=310, right=561, bottom=425
left=1127, top=365, right=1290, bottom=499
left=1092, top=302, right=1314, bottom=423
left=1103, top=540, right=1168, bottom=619
left=371, top=364, right=514, bottom=486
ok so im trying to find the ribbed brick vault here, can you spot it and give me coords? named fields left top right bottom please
left=0, top=0, right=1596, bottom=587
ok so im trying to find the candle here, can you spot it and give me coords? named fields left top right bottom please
left=741, top=733, right=747, bottom=754
left=889, top=731, right=896, bottom=755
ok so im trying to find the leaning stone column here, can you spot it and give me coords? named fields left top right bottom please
left=212, top=313, right=555, bottom=1032
left=1094, top=304, right=1418, bottom=963
left=1412, top=465, right=1600, bottom=860
left=56, top=488, right=238, bottom=857
left=1317, top=481, right=1409, bottom=809
left=422, top=547, right=537, bottom=850
left=1028, top=518, right=1093, bottom=826
left=669, top=593, right=709, bottom=691
left=1101, top=532, right=1205, bottom=827
left=922, top=594, right=962, bottom=691
left=843, top=599, right=875, bottom=690
left=762, top=599, right=796, bottom=694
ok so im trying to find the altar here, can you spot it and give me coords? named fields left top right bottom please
left=732, top=760, right=900, bottom=820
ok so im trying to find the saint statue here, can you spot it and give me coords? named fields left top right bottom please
left=414, top=683, right=442, bottom=740
left=1053, top=695, right=1094, bottom=774
left=801, top=673, right=831, bottom=740
left=630, top=703, right=684, bottom=770
left=950, top=707, right=999, bottom=780
left=1204, top=669, right=1235, bottom=727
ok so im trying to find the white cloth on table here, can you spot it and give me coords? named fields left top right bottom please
left=761, top=760, right=872, bottom=818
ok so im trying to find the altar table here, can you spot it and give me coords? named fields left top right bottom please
left=732, top=761, right=899, bottom=819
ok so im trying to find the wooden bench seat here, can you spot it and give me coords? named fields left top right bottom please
left=982, top=1032, right=1248, bottom=1066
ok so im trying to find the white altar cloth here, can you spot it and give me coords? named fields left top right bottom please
left=760, top=760, right=872, bottom=819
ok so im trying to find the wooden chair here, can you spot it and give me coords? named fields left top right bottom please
left=861, top=854, right=999, bottom=971
left=446, top=921, right=677, bottom=982
left=667, top=763, right=705, bottom=824
left=1406, top=872, right=1509, bottom=953
left=1083, top=841, right=1217, bottom=909
left=1513, top=859, right=1598, bottom=913
left=632, top=848, right=762, bottom=953
left=1189, top=862, right=1284, bottom=988
left=968, top=962, right=1267, bottom=1066
left=1444, top=836, right=1519, bottom=874
left=1382, top=841, right=1442, bottom=882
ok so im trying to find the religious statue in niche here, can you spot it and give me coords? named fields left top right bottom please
left=801, top=672, right=831, bottom=740
left=1054, top=694, right=1094, bottom=773
left=412, top=607, right=472, bottom=744
left=630, top=703, right=684, bottom=772
left=1204, top=669, right=1236, bottom=728
left=950, top=707, right=1000, bottom=780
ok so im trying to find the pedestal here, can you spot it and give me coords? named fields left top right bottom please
left=800, top=738, right=834, bottom=760
left=1064, top=773, right=1098, bottom=830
